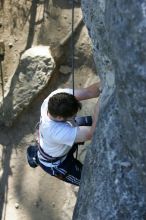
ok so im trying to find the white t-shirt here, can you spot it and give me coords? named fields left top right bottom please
left=38, top=88, right=78, bottom=167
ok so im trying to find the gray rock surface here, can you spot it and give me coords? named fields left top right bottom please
left=0, top=46, right=55, bottom=126
left=73, top=1, right=146, bottom=219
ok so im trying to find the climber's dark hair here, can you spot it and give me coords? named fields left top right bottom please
left=48, top=92, right=82, bottom=119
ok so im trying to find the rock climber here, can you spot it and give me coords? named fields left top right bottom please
left=37, top=82, right=101, bottom=186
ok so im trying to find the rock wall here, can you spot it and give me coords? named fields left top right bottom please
left=73, top=0, right=146, bottom=219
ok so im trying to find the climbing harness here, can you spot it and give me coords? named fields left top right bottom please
left=38, top=144, right=68, bottom=163
left=27, top=143, right=68, bottom=168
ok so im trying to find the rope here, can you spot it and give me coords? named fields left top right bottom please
left=0, top=41, right=5, bottom=116
left=0, top=62, right=4, bottom=101
left=71, top=0, right=75, bottom=95
left=0, top=61, right=4, bottom=116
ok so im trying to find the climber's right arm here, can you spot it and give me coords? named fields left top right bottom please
left=74, top=100, right=99, bottom=142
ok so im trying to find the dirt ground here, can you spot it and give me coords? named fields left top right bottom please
left=0, top=1, right=98, bottom=220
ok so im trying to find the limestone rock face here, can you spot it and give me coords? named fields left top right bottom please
left=0, top=46, right=55, bottom=126
left=73, top=1, right=146, bottom=220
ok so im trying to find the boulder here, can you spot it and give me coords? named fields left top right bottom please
left=0, top=46, right=55, bottom=126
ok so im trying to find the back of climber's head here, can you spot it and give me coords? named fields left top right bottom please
left=48, top=92, right=82, bottom=120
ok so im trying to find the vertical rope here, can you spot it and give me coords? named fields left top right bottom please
left=0, top=61, right=4, bottom=116
left=0, top=41, right=5, bottom=116
left=71, top=0, right=75, bottom=95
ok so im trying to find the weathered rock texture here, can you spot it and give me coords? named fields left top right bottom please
left=73, top=1, right=146, bottom=219
left=0, top=46, right=55, bottom=126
